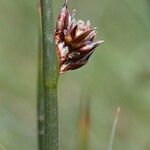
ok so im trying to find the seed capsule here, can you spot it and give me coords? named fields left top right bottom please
left=55, top=0, right=104, bottom=74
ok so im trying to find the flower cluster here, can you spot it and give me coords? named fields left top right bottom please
left=55, top=0, right=103, bottom=74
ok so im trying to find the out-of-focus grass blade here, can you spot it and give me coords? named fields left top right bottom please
left=78, top=98, right=90, bottom=150
left=0, top=143, right=7, bottom=150
left=108, top=107, right=121, bottom=150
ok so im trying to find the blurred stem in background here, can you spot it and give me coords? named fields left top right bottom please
left=40, top=0, right=59, bottom=150
left=37, top=0, right=45, bottom=150
left=79, top=98, right=91, bottom=150
left=108, top=107, right=120, bottom=150
left=0, top=143, right=7, bottom=150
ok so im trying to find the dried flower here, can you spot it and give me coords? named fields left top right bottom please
left=55, top=0, right=103, bottom=74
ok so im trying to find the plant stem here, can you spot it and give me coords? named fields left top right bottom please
left=40, top=0, right=59, bottom=150
left=37, top=1, right=45, bottom=149
left=37, top=47, right=45, bottom=150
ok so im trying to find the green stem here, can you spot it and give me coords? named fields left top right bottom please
left=37, top=1, right=45, bottom=149
left=37, top=45, right=45, bottom=150
left=37, top=2, right=45, bottom=149
left=40, top=0, right=59, bottom=149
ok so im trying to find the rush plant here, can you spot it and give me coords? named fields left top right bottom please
left=39, top=0, right=103, bottom=150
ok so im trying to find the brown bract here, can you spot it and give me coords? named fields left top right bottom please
left=55, top=0, right=103, bottom=74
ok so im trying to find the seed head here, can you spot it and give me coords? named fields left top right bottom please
left=55, top=0, right=103, bottom=74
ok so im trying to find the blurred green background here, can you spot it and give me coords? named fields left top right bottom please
left=0, top=0, right=150, bottom=150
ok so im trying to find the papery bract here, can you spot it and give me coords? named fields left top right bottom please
left=55, top=0, right=103, bottom=74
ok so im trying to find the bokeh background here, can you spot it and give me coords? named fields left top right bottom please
left=0, top=0, right=150, bottom=150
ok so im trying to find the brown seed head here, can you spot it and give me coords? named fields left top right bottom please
left=55, top=0, right=104, bottom=74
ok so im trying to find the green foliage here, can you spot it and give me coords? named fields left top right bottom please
left=0, top=0, right=150, bottom=150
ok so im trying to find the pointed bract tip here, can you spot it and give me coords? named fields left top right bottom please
left=97, top=40, right=104, bottom=45
left=71, top=9, right=76, bottom=17
left=72, top=9, right=76, bottom=13
left=63, top=0, right=69, bottom=8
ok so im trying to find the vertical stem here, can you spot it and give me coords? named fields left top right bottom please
left=37, top=1, right=45, bottom=149
left=37, top=49, right=45, bottom=150
left=37, top=46, right=45, bottom=150
left=40, top=0, right=59, bottom=150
